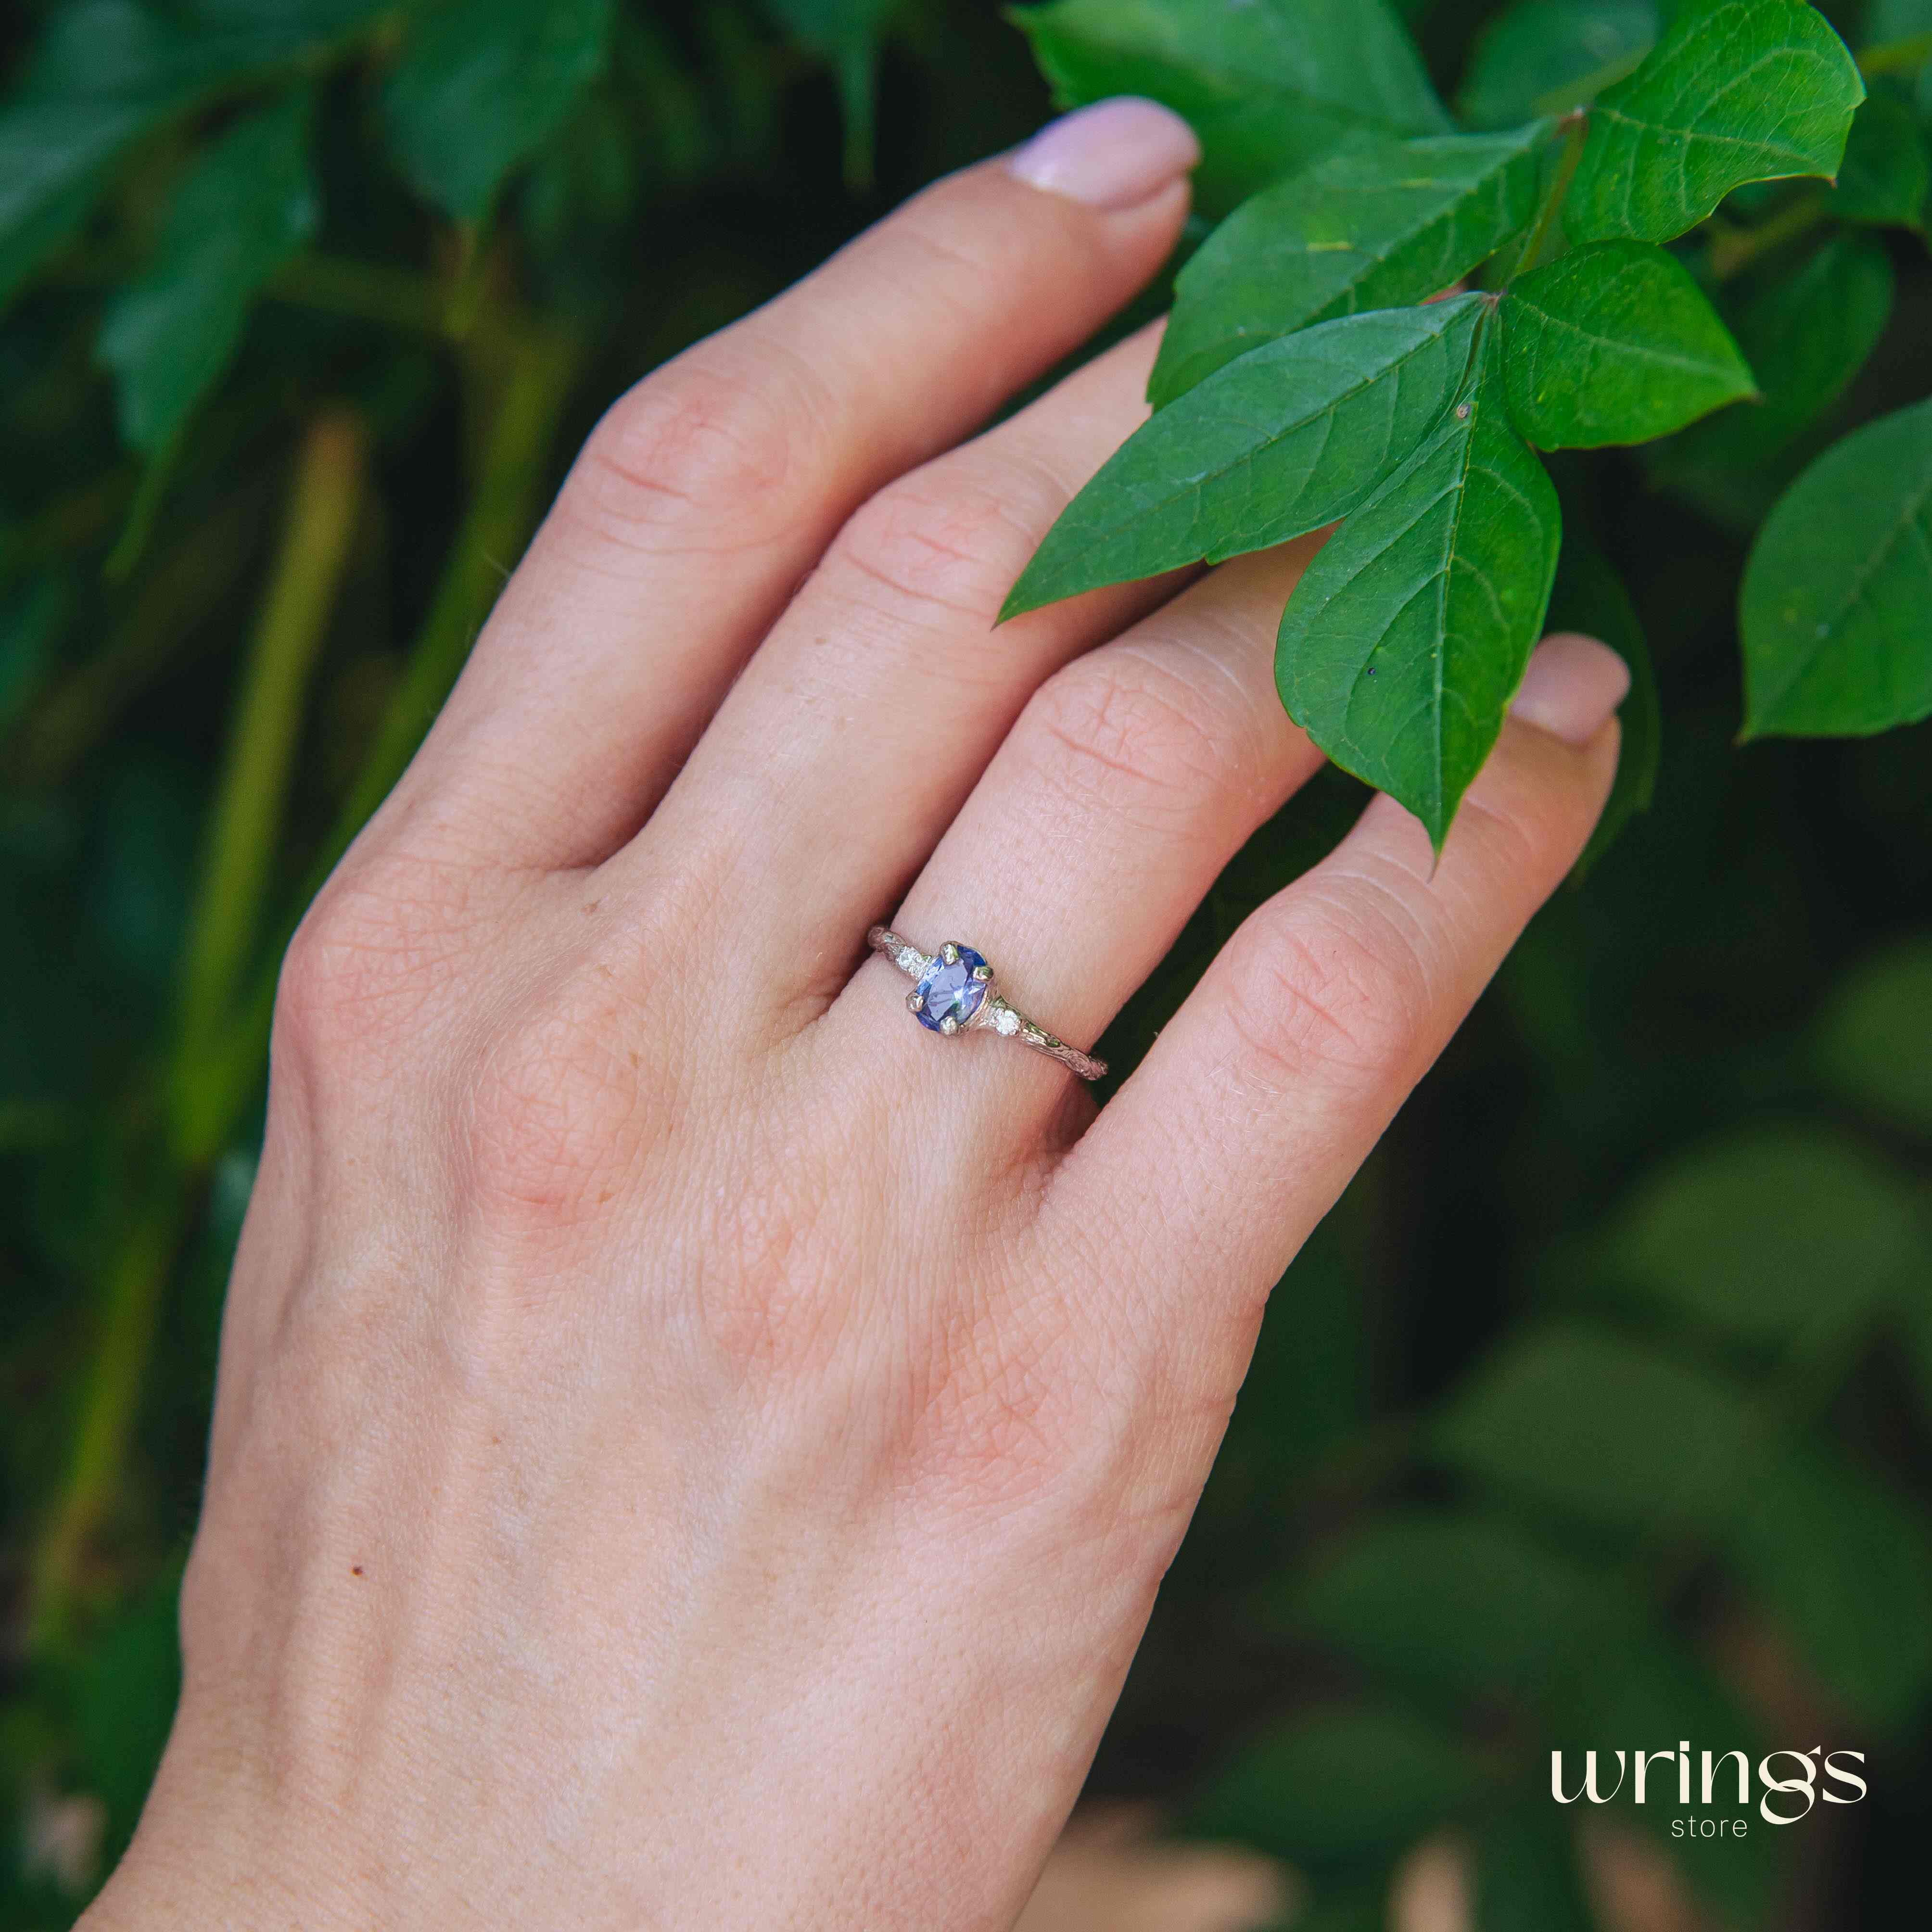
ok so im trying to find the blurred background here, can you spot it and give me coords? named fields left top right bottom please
left=1, top=2, right=1929, bottom=1927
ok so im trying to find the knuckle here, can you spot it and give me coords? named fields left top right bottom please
left=1456, top=780, right=1556, bottom=894
left=1219, top=890, right=1433, bottom=1092
left=829, top=459, right=1051, bottom=628
left=273, top=854, right=480, bottom=1080
left=1024, top=653, right=1226, bottom=832
left=565, top=343, right=821, bottom=551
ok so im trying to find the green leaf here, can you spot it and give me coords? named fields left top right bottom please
left=1727, top=1441, right=1932, bottom=1729
left=0, top=99, right=147, bottom=312
left=1741, top=396, right=1932, bottom=737
left=1669, top=231, right=1894, bottom=478
left=1003, top=297, right=1486, bottom=620
left=1501, top=240, right=1754, bottom=449
left=1434, top=1322, right=1755, bottom=1533
left=1814, top=936, right=1932, bottom=1136
left=0, top=0, right=387, bottom=312
left=96, top=91, right=318, bottom=456
left=1599, top=1124, right=1924, bottom=1347
left=383, top=0, right=617, bottom=222
left=1473, top=1805, right=1596, bottom=1932
left=1833, top=87, right=1931, bottom=226
left=1565, top=0, right=1866, bottom=244
left=1151, top=125, right=1547, bottom=407
left=1546, top=534, right=1657, bottom=879
left=1552, top=1636, right=1770, bottom=1924
left=767, top=0, right=900, bottom=189
left=1186, top=1705, right=1478, bottom=1868
left=1457, top=0, right=1658, bottom=130
left=1010, top=0, right=1451, bottom=216
left=1276, top=321, right=1561, bottom=852
left=1277, top=1511, right=1637, bottom=1709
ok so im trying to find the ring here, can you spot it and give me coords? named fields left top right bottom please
left=867, top=927, right=1107, bottom=1081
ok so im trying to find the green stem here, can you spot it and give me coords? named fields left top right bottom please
left=181, top=324, right=584, bottom=1163
left=171, top=413, right=367, bottom=1126
left=0, top=472, right=133, bottom=594
left=1706, top=191, right=1830, bottom=281
left=30, top=1180, right=195, bottom=1650
left=1859, top=30, right=1932, bottom=78
left=1508, top=114, right=1589, bottom=282
left=11, top=497, right=260, bottom=788
left=1532, top=45, right=1649, bottom=117
left=328, top=326, right=580, bottom=853
left=268, top=252, right=460, bottom=339
left=104, top=435, right=189, bottom=583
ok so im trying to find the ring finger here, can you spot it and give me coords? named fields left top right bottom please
left=816, top=539, right=1330, bottom=1112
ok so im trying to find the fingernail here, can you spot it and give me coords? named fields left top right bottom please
left=1007, top=98, right=1201, bottom=211
left=1508, top=635, right=1631, bottom=746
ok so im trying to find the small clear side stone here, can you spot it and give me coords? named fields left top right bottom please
left=993, top=1006, right=1019, bottom=1036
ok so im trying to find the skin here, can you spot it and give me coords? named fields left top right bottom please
left=83, top=114, right=1626, bottom=1932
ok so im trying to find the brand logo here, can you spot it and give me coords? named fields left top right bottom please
left=1551, top=1745, right=1868, bottom=1835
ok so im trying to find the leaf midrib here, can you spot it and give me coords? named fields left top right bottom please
left=1092, top=319, right=1471, bottom=562
left=1513, top=299, right=1743, bottom=384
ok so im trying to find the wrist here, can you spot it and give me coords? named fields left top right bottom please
left=77, top=1741, right=357, bottom=1932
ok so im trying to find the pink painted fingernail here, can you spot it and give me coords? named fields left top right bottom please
left=1509, top=635, right=1631, bottom=746
left=1007, top=98, right=1201, bottom=211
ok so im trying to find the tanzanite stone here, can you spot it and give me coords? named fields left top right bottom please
left=913, top=945, right=990, bottom=1033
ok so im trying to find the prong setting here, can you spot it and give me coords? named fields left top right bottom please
left=869, top=926, right=1107, bottom=1081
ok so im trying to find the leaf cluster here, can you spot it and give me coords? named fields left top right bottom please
left=1167, top=931, right=1932, bottom=1929
left=1014, top=0, right=1932, bottom=849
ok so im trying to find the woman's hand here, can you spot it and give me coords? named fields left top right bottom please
left=85, top=99, right=1627, bottom=1932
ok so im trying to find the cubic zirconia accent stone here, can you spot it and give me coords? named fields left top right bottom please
left=914, top=945, right=989, bottom=1033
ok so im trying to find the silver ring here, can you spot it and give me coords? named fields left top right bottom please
left=867, top=926, right=1107, bottom=1081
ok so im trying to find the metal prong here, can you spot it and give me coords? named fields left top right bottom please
left=972, top=964, right=992, bottom=981
left=940, top=1016, right=959, bottom=1035
left=907, top=990, right=924, bottom=1013
left=941, top=942, right=960, bottom=965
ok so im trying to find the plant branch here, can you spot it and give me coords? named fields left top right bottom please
left=171, top=412, right=368, bottom=1148
left=179, top=323, right=585, bottom=1165
left=1859, top=30, right=1932, bottom=78
left=29, top=1180, right=195, bottom=1650
left=1706, top=191, right=1830, bottom=281
left=28, top=419, right=369, bottom=1648
left=1533, top=47, right=1648, bottom=117
left=326, top=325, right=581, bottom=857
left=1508, top=113, right=1589, bottom=282
left=268, top=252, right=470, bottom=342
left=10, top=497, right=261, bottom=788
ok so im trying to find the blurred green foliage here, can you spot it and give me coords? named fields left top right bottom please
left=1, top=2, right=1930, bottom=1928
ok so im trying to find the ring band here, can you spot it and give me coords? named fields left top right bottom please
left=867, top=927, right=1108, bottom=1081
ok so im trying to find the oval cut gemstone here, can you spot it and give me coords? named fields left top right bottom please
left=914, top=945, right=989, bottom=1032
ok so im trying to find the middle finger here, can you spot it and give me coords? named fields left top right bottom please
left=600, top=326, right=1188, bottom=1002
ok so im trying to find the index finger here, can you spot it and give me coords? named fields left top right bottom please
left=378, top=101, right=1200, bottom=872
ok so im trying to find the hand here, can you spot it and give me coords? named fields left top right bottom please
left=85, top=99, right=1627, bottom=1932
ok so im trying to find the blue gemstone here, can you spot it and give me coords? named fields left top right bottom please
left=914, top=945, right=990, bottom=1033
